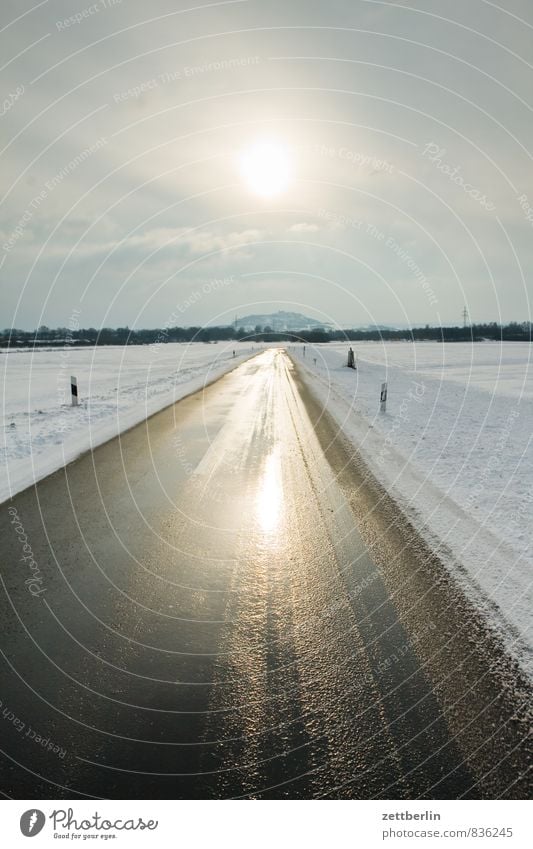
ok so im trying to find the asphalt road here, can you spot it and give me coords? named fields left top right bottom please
left=0, top=349, right=530, bottom=799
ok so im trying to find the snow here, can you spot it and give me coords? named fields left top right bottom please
left=2, top=338, right=531, bottom=673
left=1, top=342, right=255, bottom=504
left=293, top=342, right=533, bottom=674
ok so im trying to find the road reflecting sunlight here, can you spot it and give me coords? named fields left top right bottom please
left=256, top=444, right=283, bottom=533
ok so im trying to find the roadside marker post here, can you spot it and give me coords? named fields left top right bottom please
left=380, top=381, right=387, bottom=412
left=71, top=376, right=79, bottom=407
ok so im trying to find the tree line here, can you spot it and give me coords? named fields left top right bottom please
left=1, top=321, right=531, bottom=348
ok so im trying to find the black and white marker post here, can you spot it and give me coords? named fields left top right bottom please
left=380, top=381, right=387, bottom=413
left=71, top=376, right=79, bottom=407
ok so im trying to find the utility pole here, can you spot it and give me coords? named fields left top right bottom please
left=462, top=306, right=469, bottom=328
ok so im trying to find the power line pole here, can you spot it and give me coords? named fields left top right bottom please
left=462, top=306, right=469, bottom=328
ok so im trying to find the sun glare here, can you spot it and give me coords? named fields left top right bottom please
left=240, top=140, right=291, bottom=198
left=256, top=446, right=283, bottom=532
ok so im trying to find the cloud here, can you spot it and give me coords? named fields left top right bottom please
left=38, top=227, right=265, bottom=262
left=288, top=222, right=320, bottom=233
left=3, top=0, right=532, bottom=327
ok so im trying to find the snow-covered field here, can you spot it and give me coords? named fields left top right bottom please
left=1, top=342, right=255, bottom=504
left=294, top=342, right=532, bottom=673
left=2, top=338, right=531, bottom=672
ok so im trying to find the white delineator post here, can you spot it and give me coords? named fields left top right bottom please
left=380, top=381, right=387, bottom=412
left=71, top=376, right=78, bottom=407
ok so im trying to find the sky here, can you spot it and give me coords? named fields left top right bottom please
left=1, top=0, right=532, bottom=330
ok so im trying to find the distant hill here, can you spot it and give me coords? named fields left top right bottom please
left=234, top=311, right=331, bottom=331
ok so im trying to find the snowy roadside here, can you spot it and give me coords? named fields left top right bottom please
left=291, top=342, right=532, bottom=676
left=1, top=342, right=257, bottom=504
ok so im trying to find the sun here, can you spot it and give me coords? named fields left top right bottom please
left=239, top=140, right=291, bottom=198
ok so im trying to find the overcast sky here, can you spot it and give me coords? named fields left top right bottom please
left=1, top=0, right=532, bottom=330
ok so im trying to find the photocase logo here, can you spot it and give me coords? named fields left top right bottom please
left=20, top=810, right=46, bottom=837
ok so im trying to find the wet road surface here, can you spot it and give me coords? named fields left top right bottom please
left=0, top=349, right=530, bottom=798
